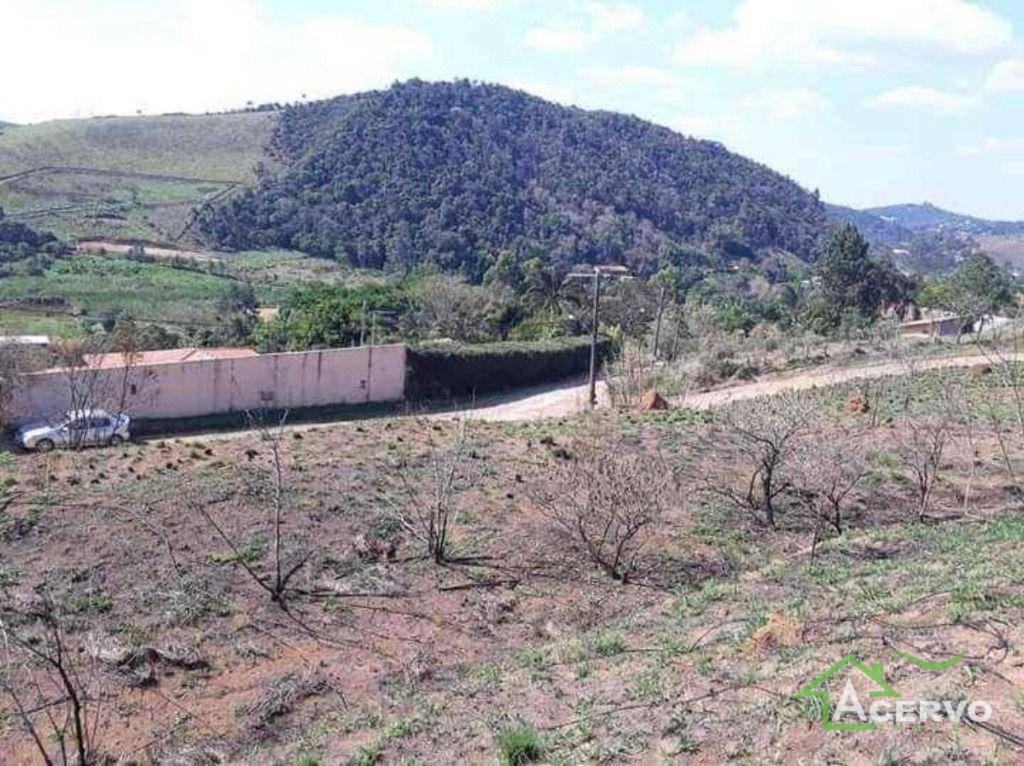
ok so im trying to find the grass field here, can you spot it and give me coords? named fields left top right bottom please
left=0, top=309, right=79, bottom=338
left=224, top=249, right=379, bottom=304
left=0, top=112, right=276, bottom=244
left=0, top=254, right=240, bottom=328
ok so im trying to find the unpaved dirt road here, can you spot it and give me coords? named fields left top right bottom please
left=166, top=351, right=1016, bottom=443
left=458, top=351, right=1020, bottom=421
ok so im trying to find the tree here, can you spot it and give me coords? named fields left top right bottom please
left=0, top=593, right=104, bottom=765
left=188, top=411, right=312, bottom=606
left=947, top=252, right=1014, bottom=327
left=811, top=224, right=911, bottom=329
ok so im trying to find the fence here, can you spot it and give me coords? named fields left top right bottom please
left=10, top=344, right=406, bottom=424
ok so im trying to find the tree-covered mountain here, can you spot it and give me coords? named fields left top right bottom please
left=865, top=202, right=1024, bottom=237
left=827, top=201, right=1024, bottom=274
left=199, top=80, right=829, bottom=278
left=826, top=203, right=972, bottom=273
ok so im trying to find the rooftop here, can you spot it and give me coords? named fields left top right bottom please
left=83, top=346, right=258, bottom=369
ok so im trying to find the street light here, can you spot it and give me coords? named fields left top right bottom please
left=564, top=264, right=632, bottom=409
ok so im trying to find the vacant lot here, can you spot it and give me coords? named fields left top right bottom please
left=2, top=365, right=1024, bottom=764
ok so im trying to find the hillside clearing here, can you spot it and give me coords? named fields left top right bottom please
left=2, top=366, right=1024, bottom=763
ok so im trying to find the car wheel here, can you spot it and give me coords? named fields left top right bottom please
left=109, top=434, right=125, bottom=446
left=35, top=439, right=55, bottom=453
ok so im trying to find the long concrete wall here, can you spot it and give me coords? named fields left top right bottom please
left=11, top=344, right=406, bottom=423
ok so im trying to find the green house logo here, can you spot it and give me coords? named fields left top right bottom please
left=795, top=655, right=900, bottom=732
left=796, top=651, right=965, bottom=731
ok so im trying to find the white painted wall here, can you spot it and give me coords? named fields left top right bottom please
left=11, top=344, right=406, bottom=423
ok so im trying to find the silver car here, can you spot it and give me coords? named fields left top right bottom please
left=15, top=409, right=131, bottom=452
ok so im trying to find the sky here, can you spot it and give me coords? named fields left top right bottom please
left=2, top=0, right=1023, bottom=219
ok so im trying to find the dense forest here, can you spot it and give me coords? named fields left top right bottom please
left=199, top=80, right=829, bottom=279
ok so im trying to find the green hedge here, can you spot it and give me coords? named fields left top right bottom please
left=407, top=337, right=611, bottom=400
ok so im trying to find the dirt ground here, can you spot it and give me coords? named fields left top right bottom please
left=2, top=364, right=1024, bottom=764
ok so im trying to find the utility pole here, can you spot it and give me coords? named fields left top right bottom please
left=565, top=265, right=630, bottom=410
left=651, top=282, right=666, bottom=362
left=588, top=271, right=602, bottom=408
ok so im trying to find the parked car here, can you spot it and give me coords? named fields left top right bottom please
left=15, top=409, right=131, bottom=452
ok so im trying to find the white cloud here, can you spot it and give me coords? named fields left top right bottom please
left=0, top=0, right=437, bottom=123
left=957, top=137, right=1024, bottom=157
left=522, top=23, right=590, bottom=53
left=588, top=3, right=646, bottom=35
left=740, top=88, right=828, bottom=121
left=672, top=0, right=1012, bottom=69
left=509, top=80, right=575, bottom=104
left=418, top=0, right=509, bottom=9
left=866, top=86, right=981, bottom=113
left=671, top=115, right=722, bottom=136
left=577, top=65, right=682, bottom=89
left=986, top=59, right=1024, bottom=91
left=523, top=2, right=645, bottom=55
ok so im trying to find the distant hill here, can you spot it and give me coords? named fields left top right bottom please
left=824, top=202, right=1024, bottom=274
left=0, top=111, right=276, bottom=242
left=0, top=112, right=275, bottom=181
left=199, top=80, right=829, bottom=277
left=865, top=202, right=1024, bottom=237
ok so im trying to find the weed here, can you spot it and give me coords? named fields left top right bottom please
left=590, top=632, right=628, bottom=657
left=497, top=724, right=544, bottom=766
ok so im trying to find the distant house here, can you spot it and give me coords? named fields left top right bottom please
left=899, top=314, right=963, bottom=338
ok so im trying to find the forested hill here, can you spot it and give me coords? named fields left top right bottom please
left=199, top=80, right=829, bottom=278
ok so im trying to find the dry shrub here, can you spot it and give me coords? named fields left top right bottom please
left=605, top=342, right=663, bottom=409
left=705, top=390, right=818, bottom=529
left=383, top=418, right=474, bottom=564
left=535, top=422, right=674, bottom=583
left=749, top=613, right=802, bottom=655
left=896, top=415, right=950, bottom=521
left=791, top=431, right=870, bottom=535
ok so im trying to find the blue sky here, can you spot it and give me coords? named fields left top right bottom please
left=4, top=0, right=1023, bottom=218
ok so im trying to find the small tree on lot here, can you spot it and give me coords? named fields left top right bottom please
left=46, top=333, right=151, bottom=447
left=383, top=418, right=473, bottom=564
left=792, top=433, right=870, bottom=537
left=190, top=410, right=311, bottom=607
left=710, top=390, right=816, bottom=528
left=536, top=425, right=673, bottom=583
left=0, top=593, right=103, bottom=766
left=897, top=414, right=949, bottom=521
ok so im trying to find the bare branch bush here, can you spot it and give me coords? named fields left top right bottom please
left=896, top=414, right=950, bottom=522
left=0, top=593, right=105, bottom=765
left=189, top=410, right=311, bottom=607
left=791, top=432, right=870, bottom=553
left=44, top=333, right=153, bottom=446
left=382, top=417, right=474, bottom=564
left=704, top=390, right=818, bottom=529
left=534, top=422, right=674, bottom=583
